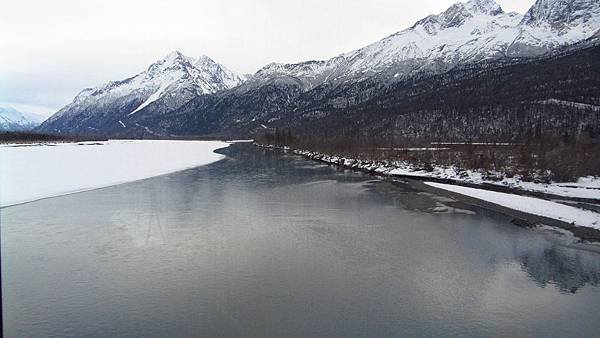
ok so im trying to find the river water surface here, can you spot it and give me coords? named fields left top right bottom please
left=2, top=144, right=600, bottom=337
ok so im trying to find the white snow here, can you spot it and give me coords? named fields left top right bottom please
left=0, top=106, right=44, bottom=131
left=129, top=79, right=176, bottom=115
left=425, top=182, right=600, bottom=230
left=506, top=179, right=600, bottom=200
left=48, top=51, right=246, bottom=124
left=430, top=142, right=516, bottom=146
left=226, top=139, right=254, bottom=143
left=254, top=0, right=600, bottom=88
left=0, top=140, right=229, bottom=207
left=536, top=99, right=600, bottom=111
left=556, top=177, right=600, bottom=189
left=376, top=147, right=452, bottom=151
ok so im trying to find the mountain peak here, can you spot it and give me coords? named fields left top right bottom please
left=522, top=0, right=600, bottom=27
left=195, top=54, right=221, bottom=68
left=142, top=51, right=190, bottom=78
left=163, top=50, right=186, bottom=61
left=196, top=54, right=214, bottom=62
left=51, top=50, right=248, bottom=122
left=193, top=55, right=246, bottom=89
left=464, top=0, right=503, bottom=15
left=0, top=106, right=43, bottom=131
left=165, top=50, right=184, bottom=58
left=412, top=0, right=504, bottom=34
left=156, top=50, right=196, bottom=68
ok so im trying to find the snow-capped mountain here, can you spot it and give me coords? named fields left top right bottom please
left=0, top=106, right=45, bottom=131
left=39, top=0, right=600, bottom=138
left=253, top=0, right=600, bottom=89
left=522, top=0, right=600, bottom=29
left=123, top=52, right=246, bottom=116
left=39, top=52, right=245, bottom=135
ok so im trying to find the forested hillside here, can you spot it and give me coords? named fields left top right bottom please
left=283, top=42, right=600, bottom=142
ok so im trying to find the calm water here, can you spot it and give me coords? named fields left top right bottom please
left=2, top=144, right=600, bottom=337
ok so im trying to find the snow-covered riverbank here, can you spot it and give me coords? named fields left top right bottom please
left=0, top=140, right=229, bottom=207
left=425, top=182, right=600, bottom=230
left=260, top=145, right=599, bottom=201
left=257, top=144, right=600, bottom=237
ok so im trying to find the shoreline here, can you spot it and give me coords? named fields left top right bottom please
left=256, top=144, right=599, bottom=202
left=257, top=143, right=600, bottom=244
left=414, top=180, right=600, bottom=245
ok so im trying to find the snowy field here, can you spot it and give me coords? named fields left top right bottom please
left=425, top=182, right=600, bottom=230
left=0, top=140, right=229, bottom=207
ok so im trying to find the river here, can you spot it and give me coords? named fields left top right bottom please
left=2, top=143, right=600, bottom=337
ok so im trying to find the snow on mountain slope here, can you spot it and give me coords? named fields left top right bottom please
left=194, top=55, right=249, bottom=89
left=39, top=0, right=600, bottom=137
left=129, top=78, right=178, bottom=116
left=40, top=52, right=246, bottom=131
left=0, top=106, right=45, bottom=131
left=522, top=0, right=600, bottom=30
left=254, top=0, right=600, bottom=89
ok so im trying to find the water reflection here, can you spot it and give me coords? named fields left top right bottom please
left=354, top=168, right=600, bottom=295
left=519, top=246, right=600, bottom=293
left=2, top=143, right=600, bottom=337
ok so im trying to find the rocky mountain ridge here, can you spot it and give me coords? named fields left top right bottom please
left=37, top=0, right=600, bottom=139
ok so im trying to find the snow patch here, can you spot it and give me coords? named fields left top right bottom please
left=536, top=99, right=600, bottom=111
left=129, top=79, right=176, bottom=115
left=0, top=140, right=229, bottom=207
left=425, top=182, right=600, bottom=230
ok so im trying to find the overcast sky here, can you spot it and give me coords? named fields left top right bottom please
left=0, top=0, right=534, bottom=116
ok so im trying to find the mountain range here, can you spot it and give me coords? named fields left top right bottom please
left=37, top=0, right=600, bottom=140
left=0, top=107, right=46, bottom=132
